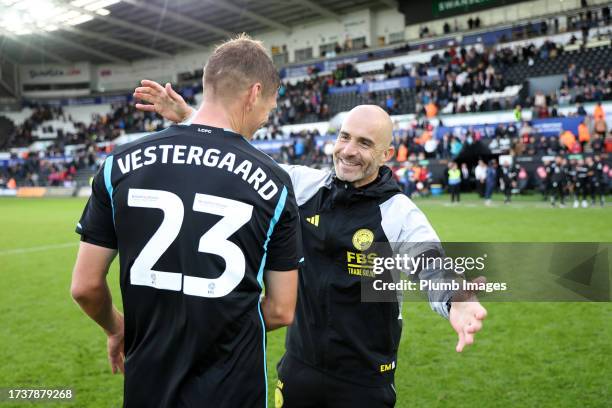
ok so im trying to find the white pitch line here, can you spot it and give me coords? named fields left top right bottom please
left=0, top=242, right=77, bottom=256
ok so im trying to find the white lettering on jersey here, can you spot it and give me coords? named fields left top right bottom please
left=247, top=167, right=266, bottom=190
left=186, top=146, right=203, bottom=165
left=217, top=152, right=236, bottom=172
left=131, top=149, right=143, bottom=171
left=115, top=145, right=279, bottom=200
left=117, top=155, right=131, bottom=174
left=173, top=145, right=187, bottom=164
left=203, top=148, right=220, bottom=167
left=143, top=146, right=157, bottom=165
left=158, top=144, right=173, bottom=164
left=233, top=159, right=252, bottom=181
left=258, top=179, right=278, bottom=200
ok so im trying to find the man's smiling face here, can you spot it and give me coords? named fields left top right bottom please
left=333, top=105, right=395, bottom=188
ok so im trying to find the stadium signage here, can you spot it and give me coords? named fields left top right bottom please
left=433, top=0, right=494, bottom=16
left=0, top=189, right=17, bottom=196
left=95, top=63, right=173, bottom=92
left=16, top=187, right=47, bottom=198
left=20, top=63, right=90, bottom=85
left=29, top=69, right=63, bottom=78
left=435, top=117, right=584, bottom=138
left=328, top=76, right=415, bottom=94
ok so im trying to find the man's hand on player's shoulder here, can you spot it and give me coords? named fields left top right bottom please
left=133, top=79, right=193, bottom=123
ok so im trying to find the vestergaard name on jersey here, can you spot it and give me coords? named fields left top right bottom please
left=116, top=144, right=279, bottom=200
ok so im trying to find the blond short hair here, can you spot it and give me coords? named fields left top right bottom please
left=203, top=33, right=279, bottom=99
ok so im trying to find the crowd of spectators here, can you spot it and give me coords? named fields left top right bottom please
left=273, top=77, right=329, bottom=125
left=2, top=103, right=610, bottom=192
left=320, top=37, right=369, bottom=58
left=409, top=40, right=564, bottom=115
left=523, top=66, right=612, bottom=119
left=6, top=103, right=164, bottom=149
left=0, top=102, right=160, bottom=187
left=0, top=141, right=103, bottom=188
left=412, top=45, right=513, bottom=115
left=159, top=27, right=612, bottom=127
left=419, top=3, right=610, bottom=40
left=2, top=18, right=611, bottom=188
left=64, top=1, right=609, bottom=131
left=559, top=66, right=612, bottom=102
left=181, top=63, right=361, bottom=127
left=256, top=98, right=612, bottom=188
left=391, top=104, right=610, bottom=165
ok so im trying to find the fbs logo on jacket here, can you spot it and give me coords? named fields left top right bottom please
left=305, top=214, right=320, bottom=227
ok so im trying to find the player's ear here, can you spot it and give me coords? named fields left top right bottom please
left=247, top=83, right=263, bottom=106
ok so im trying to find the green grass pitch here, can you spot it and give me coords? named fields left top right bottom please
left=0, top=196, right=610, bottom=407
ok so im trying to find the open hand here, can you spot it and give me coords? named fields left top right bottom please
left=133, top=79, right=192, bottom=123
left=449, top=276, right=487, bottom=352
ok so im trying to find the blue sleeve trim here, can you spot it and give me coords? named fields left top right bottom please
left=103, top=155, right=115, bottom=222
left=256, top=186, right=288, bottom=288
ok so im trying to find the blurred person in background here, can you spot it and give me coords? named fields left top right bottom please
left=460, top=162, right=471, bottom=192
left=516, top=165, right=528, bottom=193
left=475, top=160, right=488, bottom=197
left=575, top=158, right=590, bottom=208
left=588, top=155, right=606, bottom=207
left=578, top=120, right=590, bottom=150
left=484, top=160, right=498, bottom=206
left=448, top=162, right=461, bottom=203
left=548, top=156, right=567, bottom=207
left=500, top=160, right=517, bottom=204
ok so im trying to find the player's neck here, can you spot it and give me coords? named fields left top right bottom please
left=191, top=102, right=248, bottom=139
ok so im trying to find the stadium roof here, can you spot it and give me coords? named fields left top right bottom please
left=0, top=0, right=396, bottom=65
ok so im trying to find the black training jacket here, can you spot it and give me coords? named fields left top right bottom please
left=280, top=165, right=450, bottom=387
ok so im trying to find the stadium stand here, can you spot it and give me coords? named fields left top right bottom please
left=1, top=1, right=611, bottom=203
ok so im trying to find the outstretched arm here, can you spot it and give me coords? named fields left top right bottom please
left=133, top=79, right=195, bottom=123
left=393, top=207, right=488, bottom=353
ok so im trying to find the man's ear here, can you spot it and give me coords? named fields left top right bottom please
left=383, top=146, right=395, bottom=163
left=247, top=83, right=263, bottom=108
